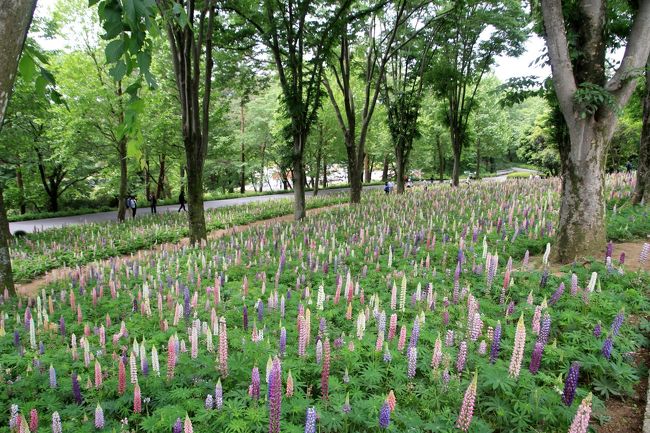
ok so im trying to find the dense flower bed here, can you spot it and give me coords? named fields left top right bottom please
left=2, top=178, right=649, bottom=433
left=9, top=194, right=347, bottom=282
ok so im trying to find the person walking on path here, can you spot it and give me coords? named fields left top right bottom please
left=129, top=196, right=137, bottom=218
left=178, top=189, right=187, bottom=212
left=149, top=194, right=157, bottom=214
left=125, top=196, right=131, bottom=216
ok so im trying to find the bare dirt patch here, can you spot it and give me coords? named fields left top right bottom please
left=15, top=204, right=345, bottom=298
left=596, top=348, right=649, bottom=433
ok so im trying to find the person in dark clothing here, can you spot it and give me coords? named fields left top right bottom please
left=130, top=196, right=137, bottom=218
left=626, top=161, right=632, bottom=173
left=178, top=190, right=187, bottom=212
left=149, top=194, right=157, bottom=214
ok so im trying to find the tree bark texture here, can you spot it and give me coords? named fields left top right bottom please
left=633, top=57, right=650, bottom=204
left=541, top=0, right=650, bottom=262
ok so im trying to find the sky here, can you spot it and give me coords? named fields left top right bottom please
left=35, top=0, right=552, bottom=83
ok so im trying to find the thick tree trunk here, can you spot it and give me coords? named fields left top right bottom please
left=156, top=154, right=166, bottom=199
left=395, top=144, right=406, bottom=193
left=322, top=156, right=328, bottom=188
left=0, top=186, right=14, bottom=296
left=436, top=136, right=444, bottom=181
left=382, top=154, right=389, bottom=182
left=16, top=165, right=26, bottom=214
left=314, top=143, right=321, bottom=196
left=186, top=145, right=207, bottom=243
left=117, top=137, right=128, bottom=222
left=557, top=129, right=607, bottom=262
left=633, top=61, right=650, bottom=204
left=347, top=144, right=362, bottom=203
left=452, top=143, right=461, bottom=186
left=363, top=153, right=371, bottom=183
left=240, top=102, right=246, bottom=194
left=292, top=148, right=306, bottom=220
left=0, top=0, right=37, bottom=296
left=259, top=140, right=266, bottom=192
left=46, top=185, right=59, bottom=212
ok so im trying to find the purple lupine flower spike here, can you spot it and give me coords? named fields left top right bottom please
left=490, top=321, right=501, bottom=364
left=562, top=362, right=580, bottom=406
left=379, top=402, right=391, bottom=429
left=602, top=335, right=613, bottom=359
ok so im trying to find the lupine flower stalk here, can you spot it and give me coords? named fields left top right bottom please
left=562, top=362, right=580, bottom=406
left=320, top=338, right=330, bottom=399
left=379, top=402, right=391, bottom=429
left=268, top=358, right=282, bottom=433
left=567, top=393, right=592, bottom=433
left=455, top=371, right=478, bottom=432
left=508, top=315, right=526, bottom=378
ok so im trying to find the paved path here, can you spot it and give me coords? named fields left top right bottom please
left=9, top=167, right=539, bottom=234
left=9, top=185, right=381, bottom=234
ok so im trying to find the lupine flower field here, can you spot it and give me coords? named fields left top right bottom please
left=2, top=178, right=649, bottom=433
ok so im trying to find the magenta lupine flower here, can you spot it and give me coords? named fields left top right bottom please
left=243, top=305, right=249, bottom=330
left=562, top=362, right=580, bottom=406
left=610, top=309, right=625, bottom=337
left=268, top=358, right=282, bottom=433
left=167, top=336, right=176, bottom=380
left=568, top=393, right=592, bottom=433
left=455, top=372, right=478, bottom=432
left=95, top=404, right=104, bottom=429
left=532, top=306, right=542, bottom=335
left=250, top=367, right=260, bottom=400
left=442, top=310, right=450, bottom=326
left=529, top=341, right=544, bottom=374
left=508, top=315, right=526, bottom=378
left=134, top=383, right=142, bottom=413
left=29, top=408, right=38, bottom=432
left=321, top=338, right=331, bottom=399
left=407, top=346, right=417, bottom=379
left=388, top=314, right=397, bottom=340
left=456, top=341, right=468, bottom=374
left=379, top=402, right=391, bottom=429
left=304, top=407, right=317, bottom=433
left=619, top=252, right=625, bottom=265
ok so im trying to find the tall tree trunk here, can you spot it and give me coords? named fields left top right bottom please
left=156, top=154, right=166, bottom=199
left=451, top=128, right=462, bottom=186
left=0, top=0, right=36, bottom=296
left=240, top=101, right=246, bottom=194
left=322, top=156, right=328, bottom=188
left=144, top=157, right=151, bottom=199
left=363, top=153, right=371, bottom=183
left=0, top=186, right=14, bottom=296
left=395, top=143, right=406, bottom=193
left=382, top=154, right=389, bottom=182
left=633, top=58, right=650, bottom=204
left=117, top=136, right=128, bottom=222
left=16, top=165, right=26, bottom=214
left=436, top=136, right=444, bottom=181
left=314, top=137, right=322, bottom=196
left=292, top=139, right=306, bottom=220
left=186, top=147, right=207, bottom=242
left=47, top=183, right=59, bottom=212
left=557, top=130, right=607, bottom=262
left=347, top=143, right=362, bottom=203
left=475, top=138, right=481, bottom=180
